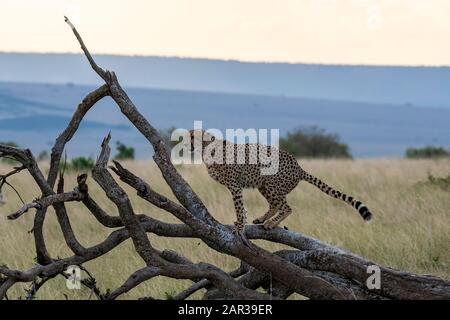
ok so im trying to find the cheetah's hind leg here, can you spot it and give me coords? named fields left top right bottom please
left=253, top=186, right=279, bottom=224
left=263, top=200, right=292, bottom=230
left=252, top=207, right=277, bottom=224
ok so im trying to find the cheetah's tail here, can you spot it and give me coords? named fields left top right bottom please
left=301, top=171, right=373, bottom=221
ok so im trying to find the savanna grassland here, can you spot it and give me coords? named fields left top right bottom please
left=0, top=158, right=449, bottom=299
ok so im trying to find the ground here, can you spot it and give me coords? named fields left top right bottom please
left=0, top=159, right=449, bottom=299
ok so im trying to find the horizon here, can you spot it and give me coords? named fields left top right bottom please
left=3, top=51, right=450, bottom=69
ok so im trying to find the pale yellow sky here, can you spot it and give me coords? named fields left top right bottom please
left=1, top=0, right=450, bottom=65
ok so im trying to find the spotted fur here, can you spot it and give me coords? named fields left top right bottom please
left=188, top=130, right=373, bottom=231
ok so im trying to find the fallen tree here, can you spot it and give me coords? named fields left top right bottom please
left=0, top=18, right=449, bottom=300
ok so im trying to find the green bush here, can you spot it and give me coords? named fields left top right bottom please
left=426, top=172, right=450, bottom=190
left=405, top=146, right=450, bottom=159
left=280, top=126, right=352, bottom=158
left=415, top=172, right=450, bottom=191
left=65, top=157, right=95, bottom=172
left=115, top=141, right=135, bottom=160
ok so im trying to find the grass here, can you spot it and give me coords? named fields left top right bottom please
left=0, top=158, right=449, bottom=299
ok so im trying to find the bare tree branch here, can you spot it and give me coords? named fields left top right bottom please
left=32, top=84, right=110, bottom=264
left=107, top=267, right=162, bottom=300
left=174, top=263, right=250, bottom=300
left=7, top=174, right=87, bottom=220
left=64, top=17, right=108, bottom=82
left=0, top=165, right=26, bottom=205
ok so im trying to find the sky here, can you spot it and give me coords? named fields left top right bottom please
left=1, top=0, right=450, bottom=66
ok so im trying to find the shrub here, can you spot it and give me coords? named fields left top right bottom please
left=415, top=172, right=450, bottom=191
left=405, top=146, right=450, bottom=159
left=426, top=172, right=450, bottom=190
left=279, top=126, right=352, bottom=158
left=66, top=157, right=95, bottom=171
left=115, top=141, right=135, bottom=160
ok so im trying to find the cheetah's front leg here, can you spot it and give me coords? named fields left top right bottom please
left=228, top=187, right=256, bottom=253
left=230, top=187, right=247, bottom=233
left=230, top=188, right=255, bottom=252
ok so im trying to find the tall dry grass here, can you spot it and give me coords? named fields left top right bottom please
left=0, top=158, right=449, bottom=299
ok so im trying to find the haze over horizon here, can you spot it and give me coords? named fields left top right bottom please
left=2, top=0, right=450, bottom=66
left=3, top=50, right=450, bottom=68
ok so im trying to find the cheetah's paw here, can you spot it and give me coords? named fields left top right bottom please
left=263, top=219, right=277, bottom=230
left=252, top=217, right=265, bottom=224
left=233, top=221, right=244, bottom=234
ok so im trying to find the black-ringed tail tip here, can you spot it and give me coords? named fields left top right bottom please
left=359, top=205, right=373, bottom=222
left=301, top=171, right=373, bottom=222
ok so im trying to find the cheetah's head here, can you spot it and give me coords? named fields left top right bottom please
left=187, top=129, right=216, bottom=153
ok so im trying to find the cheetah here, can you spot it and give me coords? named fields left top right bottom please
left=187, top=129, right=373, bottom=234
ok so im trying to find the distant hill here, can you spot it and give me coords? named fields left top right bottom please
left=1, top=81, right=449, bottom=159
left=2, top=52, right=450, bottom=108
left=0, top=115, right=128, bottom=132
